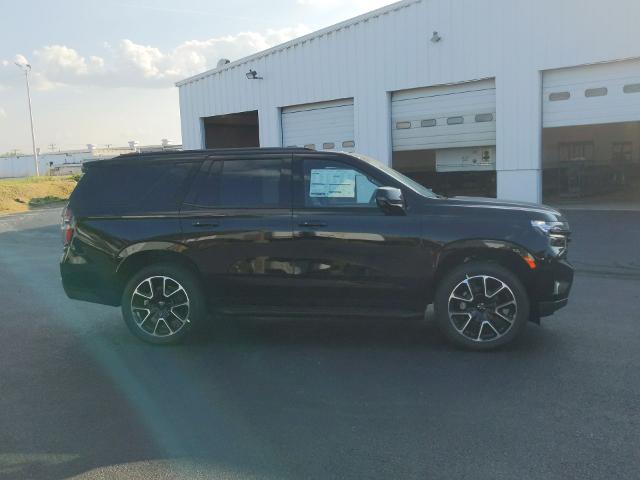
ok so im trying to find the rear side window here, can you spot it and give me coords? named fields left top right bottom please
left=185, top=158, right=290, bottom=209
left=71, top=161, right=198, bottom=215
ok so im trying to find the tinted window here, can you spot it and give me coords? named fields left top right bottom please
left=71, top=161, right=198, bottom=215
left=186, top=158, right=289, bottom=208
left=220, top=159, right=284, bottom=207
left=186, top=161, right=221, bottom=207
left=302, top=158, right=380, bottom=208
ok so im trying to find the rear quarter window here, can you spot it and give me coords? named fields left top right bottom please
left=71, top=161, right=199, bottom=216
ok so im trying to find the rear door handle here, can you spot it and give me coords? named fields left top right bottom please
left=298, top=221, right=327, bottom=228
left=192, top=221, right=219, bottom=228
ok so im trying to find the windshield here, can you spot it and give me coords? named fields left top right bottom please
left=348, top=153, right=441, bottom=199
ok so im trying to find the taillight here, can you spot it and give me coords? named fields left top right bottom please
left=61, top=205, right=75, bottom=247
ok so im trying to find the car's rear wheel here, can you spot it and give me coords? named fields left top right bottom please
left=434, top=261, right=529, bottom=350
left=121, top=263, right=205, bottom=345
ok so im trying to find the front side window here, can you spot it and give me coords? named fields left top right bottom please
left=302, top=158, right=380, bottom=208
left=186, top=158, right=289, bottom=208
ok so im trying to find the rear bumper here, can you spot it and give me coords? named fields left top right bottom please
left=62, top=281, right=120, bottom=306
left=60, top=249, right=121, bottom=307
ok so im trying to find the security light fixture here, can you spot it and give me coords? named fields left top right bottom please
left=431, top=31, right=442, bottom=43
left=246, top=69, right=263, bottom=80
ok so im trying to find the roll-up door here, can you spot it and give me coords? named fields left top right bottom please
left=392, top=79, right=496, bottom=152
left=281, top=99, right=355, bottom=152
left=543, top=58, right=640, bottom=128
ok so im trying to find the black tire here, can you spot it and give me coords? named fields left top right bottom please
left=121, top=263, right=206, bottom=345
left=434, top=261, right=529, bottom=351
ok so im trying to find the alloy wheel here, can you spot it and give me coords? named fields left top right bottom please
left=447, top=275, right=517, bottom=343
left=130, top=276, right=191, bottom=338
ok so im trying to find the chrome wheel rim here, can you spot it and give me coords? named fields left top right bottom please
left=447, top=275, right=517, bottom=343
left=130, top=276, right=190, bottom=337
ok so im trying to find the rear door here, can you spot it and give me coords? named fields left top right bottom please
left=179, top=155, right=296, bottom=307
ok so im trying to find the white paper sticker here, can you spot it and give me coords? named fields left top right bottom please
left=310, top=169, right=356, bottom=198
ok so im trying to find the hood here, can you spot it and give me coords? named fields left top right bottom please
left=441, top=196, right=565, bottom=220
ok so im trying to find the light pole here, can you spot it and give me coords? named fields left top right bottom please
left=15, top=62, right=40, bottom=176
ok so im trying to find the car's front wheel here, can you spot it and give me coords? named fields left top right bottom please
left=434, top=261, right=530, bottom=350
left=121, top=263, right=206, bottom=345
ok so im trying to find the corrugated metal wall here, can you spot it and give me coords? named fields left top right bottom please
left=178, top=0, right=640, bottom=202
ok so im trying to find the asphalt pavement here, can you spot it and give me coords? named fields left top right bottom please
left=0, top=206, right=639, bottom=480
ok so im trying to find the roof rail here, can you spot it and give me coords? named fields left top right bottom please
left=83, top=147, right=332, bottom=167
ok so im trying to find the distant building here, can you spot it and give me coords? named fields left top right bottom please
left=0, top=141, right=182, bottom=178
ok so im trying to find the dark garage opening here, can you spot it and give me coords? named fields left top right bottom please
left=393, top=149, right=497, bottom=198
left=542, top=122, right=640, bottom=208
left=203, top=111, right=259, bottom=149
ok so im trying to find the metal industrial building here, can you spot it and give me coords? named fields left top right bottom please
left=177, top=0, right=640, bottom=205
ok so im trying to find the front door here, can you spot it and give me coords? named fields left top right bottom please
left=290, top=154, right=427, bottom=312
left=179, top=155, right=296, bottom=307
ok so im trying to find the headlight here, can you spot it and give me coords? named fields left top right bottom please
left=531, top=220, right=569, bottom=235
left=531, top=220, right=570, bottom=256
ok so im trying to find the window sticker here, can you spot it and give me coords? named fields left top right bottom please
left=310, top=169, right=356, bottom=198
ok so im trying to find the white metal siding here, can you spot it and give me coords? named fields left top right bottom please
left=543, top=58, right=640, bottom=128
left=177, top=0, right=640, bottom=202
left=392, top=80, right=496, bottom=151
left=281, top=99, right=355, bottom=152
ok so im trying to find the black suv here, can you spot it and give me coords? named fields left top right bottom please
left=60, top=148, right=573, bottom=350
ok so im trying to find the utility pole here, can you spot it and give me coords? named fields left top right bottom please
left=15, top=62, right=40, bottom=176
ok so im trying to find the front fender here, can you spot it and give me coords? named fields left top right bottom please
left=435, top=238, right=538, bottom=275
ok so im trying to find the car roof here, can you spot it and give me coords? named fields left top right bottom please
left=83, top=147, right=350, bottom=169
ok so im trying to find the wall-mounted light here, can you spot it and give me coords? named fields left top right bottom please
left=431, top=31, right=442, bottom=43
left=246, top=69, right=263, bottom=80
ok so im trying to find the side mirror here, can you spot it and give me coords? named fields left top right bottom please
left=375, top=187, right=405, bottom=215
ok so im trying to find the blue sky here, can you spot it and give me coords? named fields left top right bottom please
left=0, top=0, right=394, bottom=153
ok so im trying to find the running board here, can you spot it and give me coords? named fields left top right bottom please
left=212, top=305, right=425, bottom=320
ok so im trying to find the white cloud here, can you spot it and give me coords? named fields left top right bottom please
left=22, top=24, right=311, bottom=90
left=35, top=45, right=92, bottom=76
left=0, top=107, right=6, bottom=119
left=297, top=0, right=395, bottom=11
left=298, top=0, right=341, bottom=5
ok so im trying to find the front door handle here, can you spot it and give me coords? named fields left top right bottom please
left=192, top=221, right=219, bottom=228
left=298, top=221, right=327, bottom=228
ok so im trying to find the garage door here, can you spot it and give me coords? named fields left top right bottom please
left=281, top=99, right=355, bottom=152
left=391, top=79, right=496, bottom=152
left=543, top=58, right=640, bottom=128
